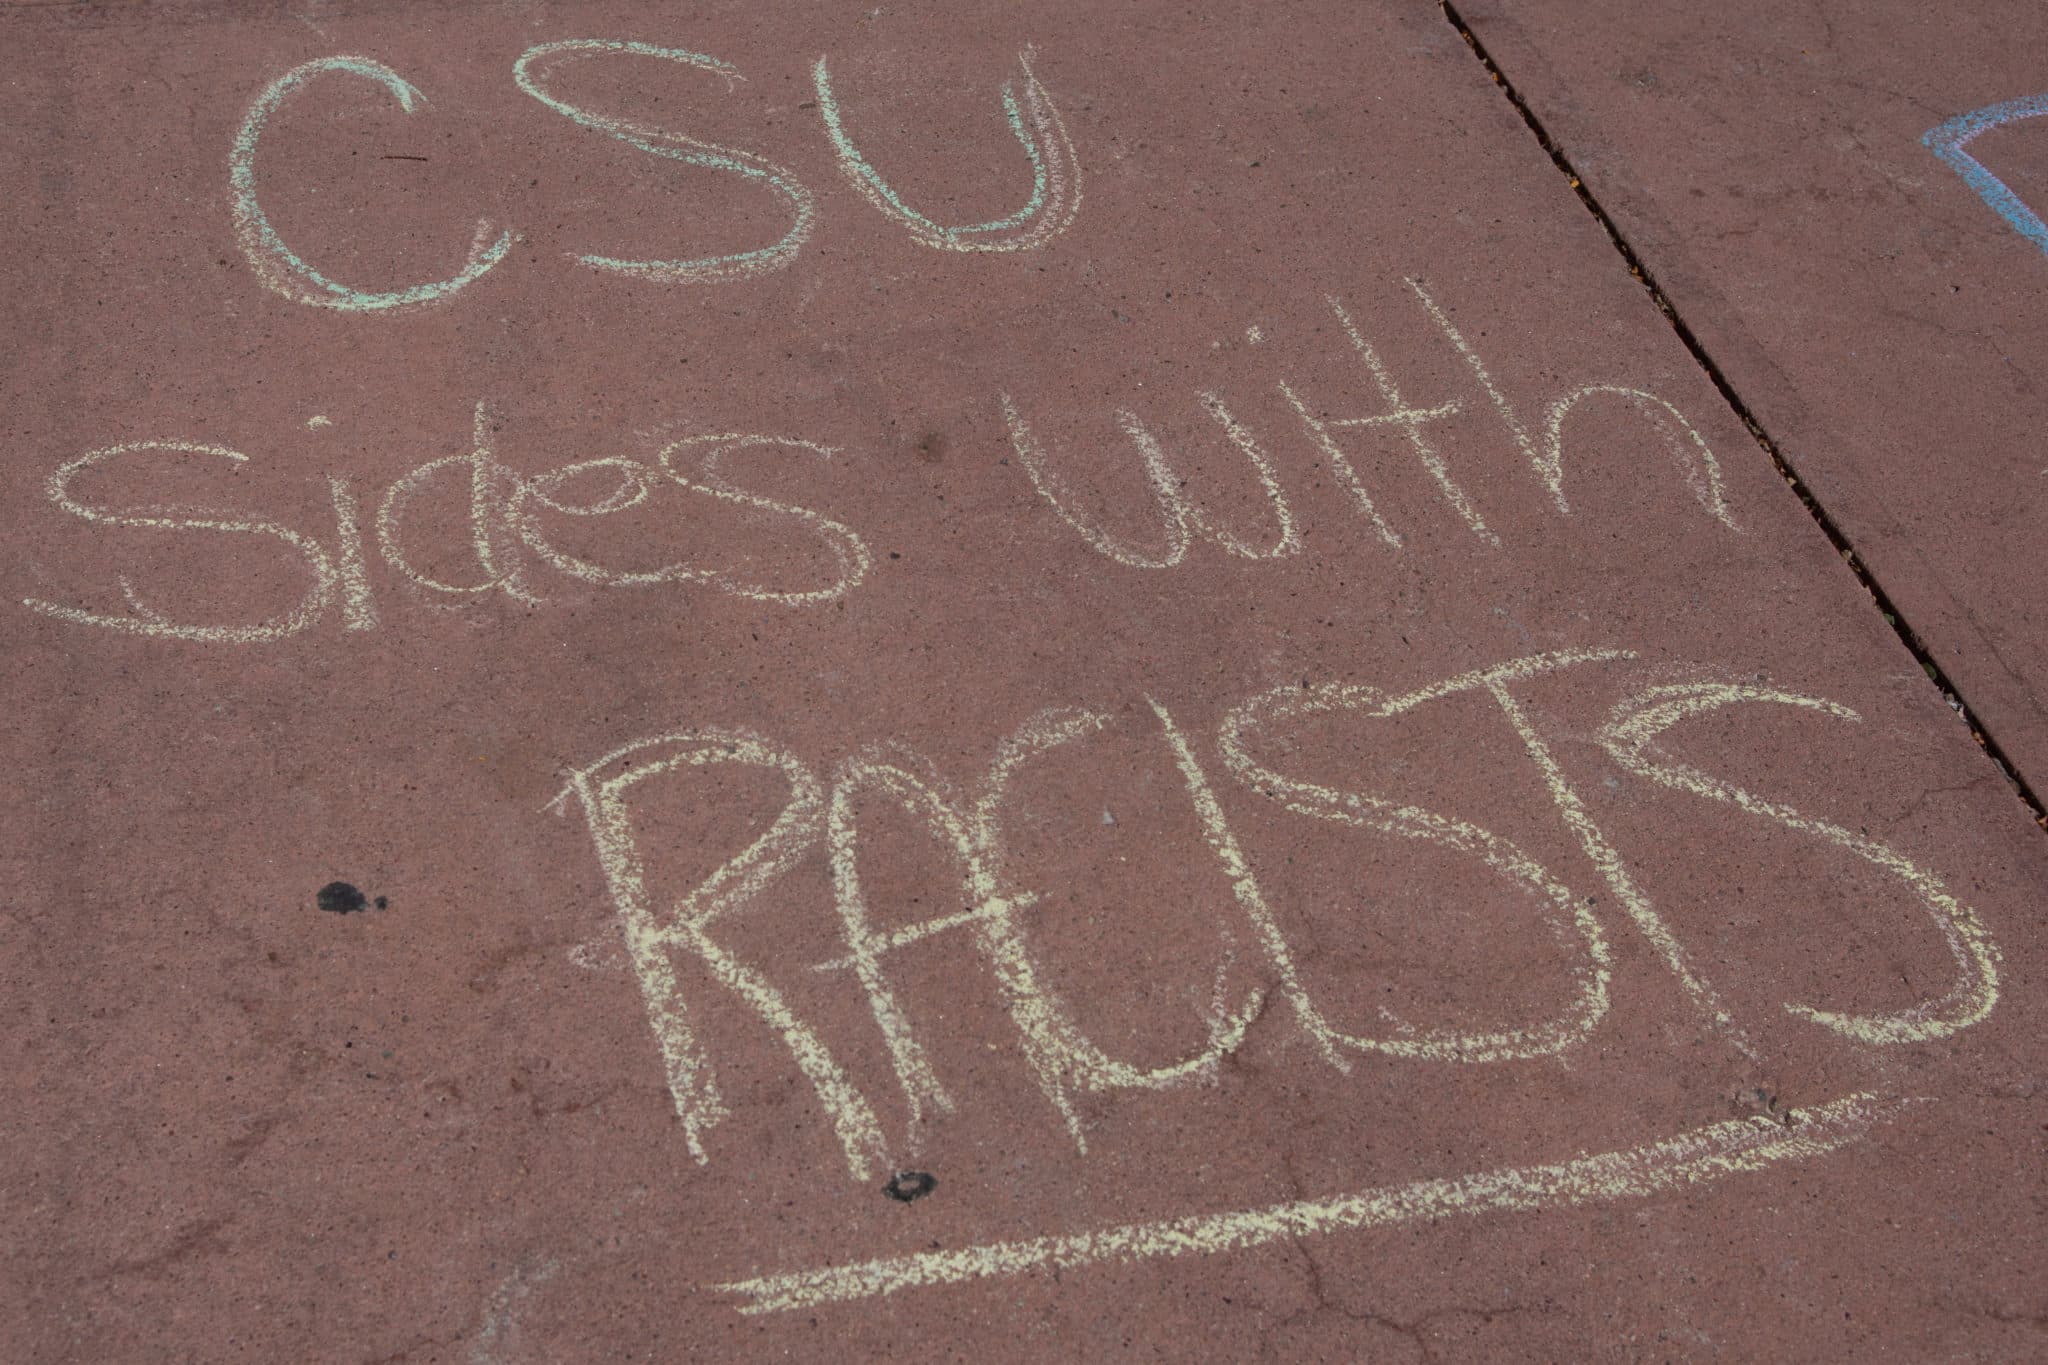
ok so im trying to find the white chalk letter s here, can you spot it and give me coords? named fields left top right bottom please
left=1219, top=679, right=1613, bottom=1064
left=514, top=41, right=816, bottom=283
left=1597, top=682, right=2000, bottom=1043
left=23, top=442, right=337, bottom=642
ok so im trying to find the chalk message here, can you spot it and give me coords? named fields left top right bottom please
left=19, top=28, right=2009, bottom=1322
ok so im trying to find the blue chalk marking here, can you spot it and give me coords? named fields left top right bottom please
left=511, top=41, right=815, bottom=281
left=812, top=56, right=1049, bottom=243
left=230, top=56, right=512, bottom=311
left=1923, top=92, right=2048, bottom=257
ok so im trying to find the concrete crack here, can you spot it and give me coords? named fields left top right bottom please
left=1437, top=0, right=2048, bottom=836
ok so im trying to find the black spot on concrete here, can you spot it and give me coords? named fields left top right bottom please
left=318, top=882, right=369, bottom=914
left=374, top=896, right=388, bottom=910
left=883, top=1171, right=936, bottom=1203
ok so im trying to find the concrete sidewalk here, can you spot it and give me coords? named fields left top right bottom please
left=2, top=1, right=2041, bottom=1359
left=1461, top=0, right=2048, bottom=800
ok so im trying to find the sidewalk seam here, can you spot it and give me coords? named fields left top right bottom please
left=1438, top=0, right=2047, bottom=832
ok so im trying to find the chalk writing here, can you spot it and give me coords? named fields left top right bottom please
left=25, top=404, right=869, bottom=639
left=231, top=44, right=1082, bottom=310
left=377, top=402, right=544, bottom=606
left=1000, top=391, right=1301, bottom=569
left=718, top=1091, right=1910, bottom=1313
left=1315, top=292, right=1494, bottom=544
left=822, top=705, right=1258, bottom=1157
left=1220, top=652, right=1621, bottom=1066
left=231, top=56, right=513, bottom=311
left=512, top=41, right=817, bottom=283
left=555, top=649, right=1998, bottom=1196
left=511, top=432, right=870, bottom=605
left=813, top=49, right=1082, bottom=252
left=1924, top=93, right=2048, bottom=258
left=28, top=266, right=1752, bottom=640
left=556, top=729, right=887, bottom=1174
left=22, top=441, right=346, bottom=642
left=1008, top=283, right=1739, bottom=569
left=1406, top=280, right=1736, bottom=528
left=44, top=29, right=2013, bottom=1329
left=1597, top=683, right=1999, bottom=1042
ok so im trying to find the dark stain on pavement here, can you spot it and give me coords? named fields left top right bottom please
left=883, top=1171, right=937, bottom=1203
left=317, top=882, right=387, bottom=914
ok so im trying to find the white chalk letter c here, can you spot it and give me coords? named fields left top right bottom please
left=229, top=56, right=511, bottom=312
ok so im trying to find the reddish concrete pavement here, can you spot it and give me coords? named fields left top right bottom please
left=2, top=1, right=2043, bottom=1359
left=1460, top=0, right=2048, bottom=797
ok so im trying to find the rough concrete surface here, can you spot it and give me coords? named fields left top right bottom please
left=1462, top=0, right=2048, bottom=795
left=1, top=1, right=2042, bottom=1360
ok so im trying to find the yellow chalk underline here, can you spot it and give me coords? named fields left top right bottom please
left=717, top=1091, right=1910, bottom=1314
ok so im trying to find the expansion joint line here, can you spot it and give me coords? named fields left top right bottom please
left=1437, top=0, right=2047, bottom=833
